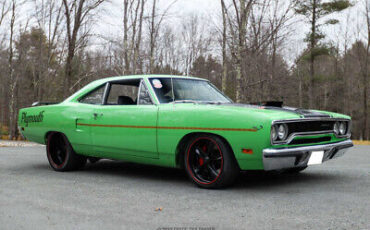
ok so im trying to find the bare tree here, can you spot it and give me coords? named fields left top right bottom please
left=0, top=0, right=10, bottom=133
left=0, top=0, right=9, bottom=26
left=267, top=0, right=296, bottom=98
left=221, top=0, right=228, bottom=92
left=221, top=0, right=255, bottom=102
left=181, top=15, right=212, bottom=76
left=122, top=0, right=146, bottom=74
left=133, top=0, right=145, bottom=74
left=62, top=0, right=106, bottom=97
left=235, top=0, right=254, bottom=102
left=361, top=0, right=369, bottom=139
left=123, top=0, right=130, bottom=74
left=32, top=0, right=64, bottom=101
left=8, top=0, right=17, bottom=139
left=148, top=0, right=157, bottom=73
left=148, top=0, right=178, bottom=73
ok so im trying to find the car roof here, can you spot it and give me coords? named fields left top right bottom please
left=102, top=74, right=205, bottom=82
left=64, top=75, right=207, bottom=103
left=88, top=75, right=206, bottom=88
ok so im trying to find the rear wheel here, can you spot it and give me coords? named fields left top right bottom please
left=184, top=134, right=239, bottom=189
left=46, top=133, right=86, bottom=171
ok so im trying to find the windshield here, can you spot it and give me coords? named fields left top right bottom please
left=149, top=78, right=232, bottom=104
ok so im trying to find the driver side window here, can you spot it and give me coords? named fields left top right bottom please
left=107, top=84, right=138, bottom=105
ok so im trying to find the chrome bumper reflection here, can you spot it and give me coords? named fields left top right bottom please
left=262, top=140, right=353, bottom=171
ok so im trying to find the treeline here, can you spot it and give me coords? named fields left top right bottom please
left=0, top=0, right=369, bottom=140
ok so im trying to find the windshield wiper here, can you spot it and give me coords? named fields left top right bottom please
left=201, top=101, right=226, bottom=105
left=172, top=100, right=229, bottom=105
left=172, top=100, right=198, bottom=104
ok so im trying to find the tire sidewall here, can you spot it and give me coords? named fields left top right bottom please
left=184, top=134, right=239, bottom=189
left=46, top=133, right=85, bottom=171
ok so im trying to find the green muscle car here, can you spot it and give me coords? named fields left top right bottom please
left=18, top=75, right=353, bottom=188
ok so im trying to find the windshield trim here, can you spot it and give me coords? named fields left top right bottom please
left=148, top=77, right=232, bottom=104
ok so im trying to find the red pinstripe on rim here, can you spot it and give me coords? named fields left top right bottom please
left=47, top=133, right=68, bottom=169
left=186, top=137, right=224, bottom=185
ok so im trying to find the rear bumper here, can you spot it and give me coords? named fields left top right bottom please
left=262, top=140, right=353, bottom=171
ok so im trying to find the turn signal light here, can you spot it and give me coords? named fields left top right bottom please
left=242, top=149, right=253, bottom=154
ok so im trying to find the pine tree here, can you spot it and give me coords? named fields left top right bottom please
left=295, top=0, right=351, bottom=108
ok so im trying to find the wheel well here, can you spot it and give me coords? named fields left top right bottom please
left=44, top=131, right=62, bottom=144
left=175, top=132, right=234, bottom=169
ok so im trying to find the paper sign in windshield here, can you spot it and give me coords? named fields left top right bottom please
left=152, top=79, right=163, bottom=89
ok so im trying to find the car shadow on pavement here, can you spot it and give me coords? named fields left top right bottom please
left=232, top=170, right=343, bottom=190
left=29, top=160, right=345, bottom=189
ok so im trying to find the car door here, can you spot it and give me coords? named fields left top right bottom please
left=73, top=84, right=107, bottom=154
left=91, top=79, right=158, bottom=159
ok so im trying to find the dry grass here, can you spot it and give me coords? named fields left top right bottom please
left=1, top=135, right=9, bottom=140
left=352, top=140, right=370, bottom=145
left=1, top=135, right=24, bottom=141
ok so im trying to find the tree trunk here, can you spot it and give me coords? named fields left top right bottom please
left=221, top=0, right=227, bottom=93
left=149, top=0, right=157, bottom=74
left=123, top=0, right=130, bottom=74
left=133, top=0, right=145, bottom=74
left=235, top=0, right=248, bottom=103
left=309, top=0, right=317, bottom=109
left=8, top=0, right=16, bottom=140
left=270, top=34, right=277, bottom=99
left=64, top=50, right=74, bottom=97
left=364, top=0, right=370, bottom=140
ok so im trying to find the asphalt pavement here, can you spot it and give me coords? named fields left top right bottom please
left=0, top=145, right=369, bottom=230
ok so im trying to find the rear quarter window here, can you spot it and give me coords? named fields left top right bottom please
left=79, top=86, right=105, bottom=104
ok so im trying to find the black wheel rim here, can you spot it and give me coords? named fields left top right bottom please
left=49, top=134, right=67, bottom=168
left=187, top=137, right=223, bottom=185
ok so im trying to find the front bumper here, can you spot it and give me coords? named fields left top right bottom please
left=262, top=140, right=353, bottom=171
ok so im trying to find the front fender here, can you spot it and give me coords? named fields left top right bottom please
left=156, top=104, right=276, bottom=170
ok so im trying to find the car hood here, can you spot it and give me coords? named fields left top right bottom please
left=207, top=103, right=343, bottom=121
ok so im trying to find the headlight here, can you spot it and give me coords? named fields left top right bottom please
left=334, top=122, right=339, bottom=135
left=271, top=124, right=288, bottom=143
left=277, top=124, right=288, bottom=140
left=339, top=122, right=347, bottom=135
left=271, top=125, right=278, bottom=141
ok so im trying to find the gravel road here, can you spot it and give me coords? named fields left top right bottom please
left=0, top=145, right=369, bottom=230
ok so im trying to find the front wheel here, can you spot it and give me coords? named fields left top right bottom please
left=184, top=135, right=239, bottom=189
left=46, top=132, right=86, bottom=172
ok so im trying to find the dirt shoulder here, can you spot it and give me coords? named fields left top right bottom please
left=0, top=140, right=43, bottom=147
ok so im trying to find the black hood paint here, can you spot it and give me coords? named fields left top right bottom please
left=223, top=103, right=331, bottom=118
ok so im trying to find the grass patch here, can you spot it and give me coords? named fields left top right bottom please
left=353, top=140, right=370, bottom=145
left=0, top=125, right=9, bottom=136
left=1, top=135, right=10, bottom=140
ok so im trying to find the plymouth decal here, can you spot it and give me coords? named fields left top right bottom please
left=21, top=111, right=44, bottom=127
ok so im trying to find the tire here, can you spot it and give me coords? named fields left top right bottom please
left=46, top=132, right=87, bottom=172
left=184, top=134, right=240, bottom=189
